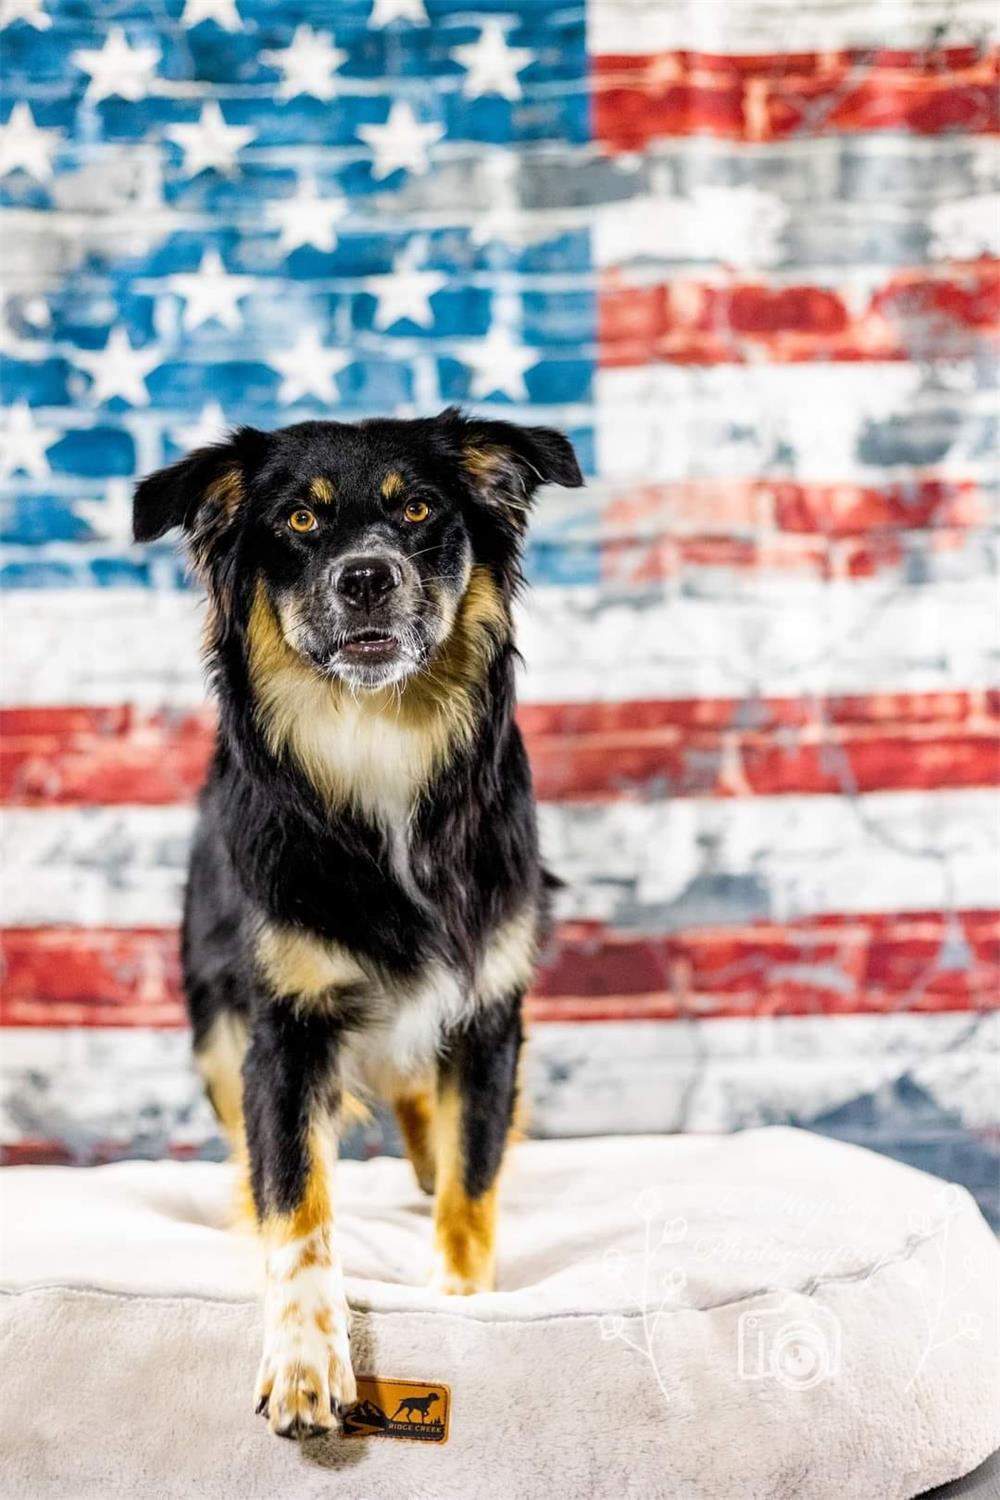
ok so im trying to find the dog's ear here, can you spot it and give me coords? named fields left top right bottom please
left=435, top=408, right=583, bottom=525
left=132, top=427, right=270, bottom=543
left=463, top=416, right=584, bottom=492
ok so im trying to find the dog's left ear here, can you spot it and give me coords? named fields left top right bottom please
left=132, top=427, right=269, bottom=542
left=437, top=409, right=583, bottom=521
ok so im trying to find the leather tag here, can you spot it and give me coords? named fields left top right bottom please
left=342, top=1376, right=450, bottom=1443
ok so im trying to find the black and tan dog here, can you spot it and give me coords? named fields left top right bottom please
left=132, top=408, right=582, bottom=1438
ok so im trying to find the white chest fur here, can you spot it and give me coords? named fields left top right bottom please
left=342, top=963, right=467, bottom=1095
left=278, top=683, right=431, bottom=831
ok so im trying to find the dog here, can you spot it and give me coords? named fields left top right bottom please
left=132, top=407, right=583, bottom=1438
left=391, top=1393, right=440, bottom=1423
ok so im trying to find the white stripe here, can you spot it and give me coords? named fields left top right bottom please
left=596, top=182, right=793, bottom=270
left=527, top=1012, right=1000, bottom=1135
left=930, top=194, right=1000, bottom=261
left=589, top=0, right=1000, bottom=55
left=2, top=1012, right=996, bottom=1148
left=2, top=805, right=192, bottom=928
left=4, top=788, right=998, bottom=928
left=540, top=788, right=1000, bottom=926
left=4, top=568, right=998, bottom=709
left=595, top=363, right=998, bottom=482
left=595, top=182, right=1000, bottom=271
left=1, top=590, right=208, bottom=708
left=520, top=573, right=1000, bottom=702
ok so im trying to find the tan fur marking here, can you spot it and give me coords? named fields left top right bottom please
left=314, top=1306, right=334, bottom=1336
left=279, top=1301, right=302, bottom=1326
left=188, top=468, right=244, bottom=591
left=463, top=446, right=500, bottom=481
left=256, top=923, right=366, bottom=1000
left=477, top=905, right=538, bottom=1003
left=342, top=1092, right=372, bottom=1126
left=432, top=1085, right=501, bottom=1293
left=194, top=1010, right=247, bottom=1142
left=232, top=1144, right=257, bottom=1231
left=294, top=1239, right=330, bottom=1274
left=309, top=477, right=334, bottom=503
left=393, top=1087, right=436, bottom=1194
left=463, top=445, right=530, bottom=528
left=263, top=1126, right=334, bottom=1249
left=246, top=569, right=509, bottom=815
left=380, top=470, right=404, bottom=499
left=205, top=466, right=244, bottom=519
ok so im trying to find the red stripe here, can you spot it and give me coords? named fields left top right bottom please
left=600, top=528, right=985, bottom=583
left=600, top=263, right=1000, bottom=366
left=0, top=1141, right=208, bottom=1167
left=0, top=928, right=184, bottom=1027
left=532, top=911, right=1000, bottom=1017
left=593, top=47, right=1000, bottom=148
left=3, top=912, right=997, bottom=1027
left=599, top=478, right=987, bottom=538
left=0, top=706, right=215, bottom=807
left=3, top=691, right=997, bottom=805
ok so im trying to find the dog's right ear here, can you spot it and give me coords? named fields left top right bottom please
left=132, top=427, right=270, bottom=543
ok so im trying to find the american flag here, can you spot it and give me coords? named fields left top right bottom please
left=1, top=0, right=998, bottom=1222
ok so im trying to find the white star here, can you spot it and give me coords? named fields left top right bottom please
left=171, top=401, right=229, bottom=452
left=166, top=101, right=256, bottom=177
left=72, top=26, right=160, bottom=104
left=357, top=100, right=443, bottom=181
left=75, top=479, right=133, bottom=543
left=260, top=25, right=346, bottom=102
left=268, top=175, right=346, bottom=253
left=180, top=0, right=241, bottom=30
left=451, top=20, right=533, bottom=101
left=75, top=325, right=160, bottom=406
left=167, top=248, right=253, bottom=332
left=273, top=329, right=350, bottom=405
left=369, top=0, right=427, bottom=24
left=366, top=249, right=445, bottom=330
left=462, top=324, right=537, bottom=401
left=0, top=0, right=51, bottom=28
left=21, top=294, right=50, bottom=330
left=0, top=102, right=61, bottom=181
left=0, top=401, right=57, bottom=480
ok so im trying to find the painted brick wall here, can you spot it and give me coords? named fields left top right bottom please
left=1, top=0, right=998, bottom=1222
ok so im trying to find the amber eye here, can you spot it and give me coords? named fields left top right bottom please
left=288, top=508, right=318, bottom=534
left=403, top=500, right=430, bottom=523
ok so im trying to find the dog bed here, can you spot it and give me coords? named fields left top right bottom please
left=1, top=1128, right=997, bottom=1500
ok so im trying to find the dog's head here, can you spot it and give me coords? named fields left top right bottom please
left=133, top=409, right=582, bottom=693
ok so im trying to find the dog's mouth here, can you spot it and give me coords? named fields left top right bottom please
left=337, top=629, right=400, bottom=665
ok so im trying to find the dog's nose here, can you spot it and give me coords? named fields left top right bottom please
left=335, top=556, right=401, bottom=612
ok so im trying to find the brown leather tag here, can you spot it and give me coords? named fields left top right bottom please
left=342, top=1376, right=450, bottom=1443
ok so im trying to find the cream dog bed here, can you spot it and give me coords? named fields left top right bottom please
left=1, top=1129, right=997, bottom=1500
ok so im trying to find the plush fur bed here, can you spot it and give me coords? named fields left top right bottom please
left=1, top=1129, right=997, bottom=1500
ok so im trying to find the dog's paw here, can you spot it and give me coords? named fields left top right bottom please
left=254, top=1341, right=356, bottom=1439
left=255, top=1241, right=356, bottom=1438
left=429, top=1250, right=493, bottom=1296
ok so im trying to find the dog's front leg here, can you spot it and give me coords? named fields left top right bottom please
left=243, top=1004, right=356, bottom=1438
left=432, top=994, right=523, bottom=1295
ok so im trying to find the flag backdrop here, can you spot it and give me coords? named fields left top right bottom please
left=1, top=0, right=998, bottom=1222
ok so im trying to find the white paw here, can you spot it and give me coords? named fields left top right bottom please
left=255, top=1234, right=356, bottom=1439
